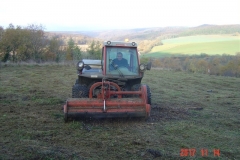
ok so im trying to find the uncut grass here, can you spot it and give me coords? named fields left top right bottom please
left=0, top=65, right=240, bottom=159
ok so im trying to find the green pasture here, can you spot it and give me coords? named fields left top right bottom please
left=144, top=35, right=240, bottom=57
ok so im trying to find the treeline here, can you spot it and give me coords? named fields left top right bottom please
left=138, top=38, right=163, bottom=53
left=141, top=53, right=240, bottom=77
left=179, top=24, right=240, bottom=36
left=46, top=31, right=98, bottom=45
left=0, top=24, right=101, bottom=63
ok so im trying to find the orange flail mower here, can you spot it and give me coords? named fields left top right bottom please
left=64, top=41, right=152, bottom=122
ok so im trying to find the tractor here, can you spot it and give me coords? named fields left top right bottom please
left=63, top=41, right=152, bottom=122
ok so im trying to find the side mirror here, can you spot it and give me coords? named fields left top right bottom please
left=84, top=65, right=91, bottom=70
left=146, top=62, right=151, bottom=70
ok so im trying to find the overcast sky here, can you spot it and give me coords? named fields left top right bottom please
left=1, top=0, right=240, bottom=31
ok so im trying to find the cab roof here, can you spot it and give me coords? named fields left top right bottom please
left=103, top=41, right=137, bottom=47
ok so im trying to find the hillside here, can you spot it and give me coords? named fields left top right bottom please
left=76, top=24, right=240, bottom=42
left=92, top=27, right=186, bottom=41
left=60, top=24, right=240, bottom=55
left=45, top=24, right=240, bottom=54
left=46, top=24, right=240, bottom=44
left=179, top=24, right=240, bottom=36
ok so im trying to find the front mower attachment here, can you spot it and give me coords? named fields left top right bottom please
left=63, top=82, right=151, bottom=122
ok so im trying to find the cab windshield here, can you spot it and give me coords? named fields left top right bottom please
left=106, top=47, right=139, bottom=76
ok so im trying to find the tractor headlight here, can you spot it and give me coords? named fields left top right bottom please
left=139, top=64, right=145, bottom=72
left=78, top=62, right=84, bottom=68
left=77, top=61, right=84, bottom=70
left=107, top=41, right=111, bottom=45
left=132, top=42, right=136, bottom=46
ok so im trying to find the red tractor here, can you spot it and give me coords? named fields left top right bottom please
left=64, top=41, right=151, bottom=122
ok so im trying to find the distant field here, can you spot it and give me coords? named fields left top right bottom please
left=144, top=35, right=240, bottom=57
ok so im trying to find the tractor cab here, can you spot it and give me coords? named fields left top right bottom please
left=102, top=41, right=150, bottom=77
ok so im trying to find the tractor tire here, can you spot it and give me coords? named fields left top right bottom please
left=132, top=84, right=151, bottom=105
left=72, top=84, right=89, bottom=98
left=145, top=84, right=152, bottom=105
left=121, top=87, right=130, bottom=98
left=131, top=84, right=141, bottom=91
left=131, top=84, right=141, bottom=98
left=75, top=79, right=79, bottom=85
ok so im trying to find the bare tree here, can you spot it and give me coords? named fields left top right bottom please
left=26, top=24, right=47, bottom=62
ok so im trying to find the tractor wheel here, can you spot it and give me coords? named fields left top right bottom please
left=132, top=84, right=151, bottom=105
left=131, top=84, right=141, bottom=98
left=72, top=84, right=89, bottom=98
left=121, top=86, right=130, bottom=98
left=145, top=84, right=152, bottom=105
left=75, top=79, right=79, bottom=85
left=131, top=84, right=141, bottom=91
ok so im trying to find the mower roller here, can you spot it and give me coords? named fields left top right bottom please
left=63, top=41, right=152, bottom=122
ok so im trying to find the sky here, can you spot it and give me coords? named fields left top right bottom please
left=1, top=0, right=240, bottom=31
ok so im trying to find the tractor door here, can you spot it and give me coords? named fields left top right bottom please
left=129, top=49, right=139, bottom=73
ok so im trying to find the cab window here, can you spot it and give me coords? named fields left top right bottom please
left=106, top=47, right=139, bottom=76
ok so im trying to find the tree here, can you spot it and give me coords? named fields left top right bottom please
left=196, top=59, right=208, bottom=73
left=210, top=57, right=221, bottom=75
left=0, top=24, right=22, bottom=62
left=66, top=38, right=75, bottom=61
left=42, top=36, right=59, bottom=62
left=138, top=39, right=163, bottom=54
left=94, top=41, right=101, bottom=59
left=0, top=24, right=48, bottom=63
left=87, top=40, right=95, bottom=58
left=0, top=26, right=4, bottom=41
left=66, top=37, right=82, bottom=61
left=86, top=40, right=101, bottom=59
left=26, top=24, right=47, bottom=62
left=15, top=28, right=32, bottom=62
left=73, top=46, right=82, bottom=60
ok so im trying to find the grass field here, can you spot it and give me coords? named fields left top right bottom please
left=0, top=64, right=240, bottom=159
left=145, top=35, right=240, bottom=57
